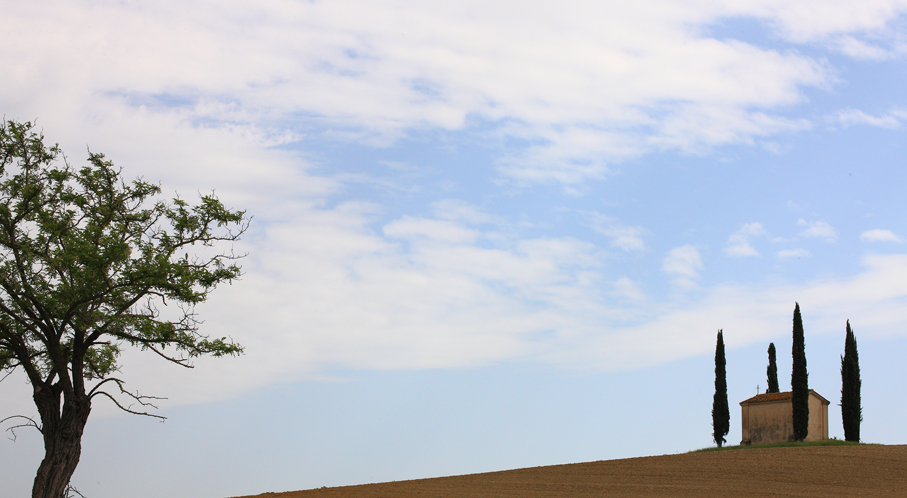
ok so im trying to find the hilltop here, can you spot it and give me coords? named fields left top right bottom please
left=231, top=444, right=907, bottom=498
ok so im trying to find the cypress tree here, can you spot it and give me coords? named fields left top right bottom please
left=791, top=302, right=809, bottom=441
left=766, top=342, right=779, bottom=394
left=712, top=330, right=729, bottom=447
left=841, top=320, right=862, bottom=442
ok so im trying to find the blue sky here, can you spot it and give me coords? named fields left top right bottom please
left=3, top=1, right=907, bottom=496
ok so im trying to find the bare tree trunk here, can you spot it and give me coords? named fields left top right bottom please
left=32, top=384, right=91, bottom=498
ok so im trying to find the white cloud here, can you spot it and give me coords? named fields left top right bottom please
left=384, top=217, right=482, bottom=244
left=25, top=149, right=907, bottom=414
left=861, top=229, right=904, bottom=242
left=725, top=222, right=767, bottom=257
left=612, top=277, right=646, bottom=302
left=726, top=241, right=761, bottom=258
left=555, top=253, right=907, bottom=370
left=724, top=240, right=761, bottom=257
left=99, top=198, right=613, bottom=412
left=431, top=199, right=494, bottom=225
left=798, top=219, right=837, bottom=241
left=0, top=0, right=860, bottom=184
left=6, top=0, right=907, bottom=415
left=663, top=245, right=703, bottom=278
left=786, top=200, right=803, bottom=211
left=834, top=36, right=895, bottom=60
left=589, top=213, right=647, bottom=252
left=649, top=106, right=812, bottom=153
left=834, top=108, right=907, bottom=128
left=749, top=0, right=907, bottom=48
left=68, top=243, right=907, bottom=415
left=663, top=245, right=703, bottom=289
left=778, top=248, right=812, bottom=259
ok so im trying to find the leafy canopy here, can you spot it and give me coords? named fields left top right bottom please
left=0, top=120, right=247, bottom=409
left=712, top=330, right=729, bottom=447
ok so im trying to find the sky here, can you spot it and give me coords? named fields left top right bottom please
left=2, top=0, right=907, bottom=496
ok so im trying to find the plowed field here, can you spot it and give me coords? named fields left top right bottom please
left=233, top=444, right=907, bottom=498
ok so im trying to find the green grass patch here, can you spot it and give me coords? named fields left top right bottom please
left=690, top=439, right=867, bottom=453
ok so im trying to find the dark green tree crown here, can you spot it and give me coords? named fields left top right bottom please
left=791, top=302, right=809, bottom=441
left=0, top=120, right=248, bottom=400
left=766, top=342, right=779, bottom=394
left=712, top=330, right=729, bottom=447
left=841, top=320, right=862, bottom=442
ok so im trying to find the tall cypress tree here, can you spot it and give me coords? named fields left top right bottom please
left=841, top=320, right=862, bottom=442
left=712, top=330, right=729, bottom=447
left=766, top=342, right=779, bottom=394
left=791, top=303, right=809, bottom=441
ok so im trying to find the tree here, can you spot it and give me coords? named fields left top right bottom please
left=766, top=342, right=779, bottom=394
left=791, top=302, right=809, bottom=441
left=0, top=120, right=248, bottom=498
left=712, top=330, right=729, bottom=447
left=841, top=320, right=862, bottom=442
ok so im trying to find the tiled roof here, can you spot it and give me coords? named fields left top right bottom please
left=741, top=391, right=792, bottom=404
left=739, top=389, right=829, bottom=405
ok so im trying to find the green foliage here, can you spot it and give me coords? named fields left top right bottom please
left=712, top=330, right=729, bottom=448
left=791, top=303, right=809, bottom=441
left=841, top=320, right=862, bottom=442
left=0, top=120, right=249, bottom=498
left=766, top=342, right=779, bottom=394
left=0, top=120, right=247, bottom=388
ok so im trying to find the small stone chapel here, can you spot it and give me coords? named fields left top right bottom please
left=739, top=390, right=830, bottom=445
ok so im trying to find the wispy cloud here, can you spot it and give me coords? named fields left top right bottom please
left=861, top=229, right=904, bottom=242
left=755, top=0, right=907, bottom=49
left=834, top=108, right=907, bottom=129
left=71, top=160, right=907, bottom=411
left=725, top=222, right=767, bottom=257
left=798, top=219, right=837, bottom=241
left=384, top=216, right=482, bottom=244
left=834, top=36, right=895, bottom=60
left=778, top=248, right=812, bottom=259
left=6, top=0, right=907, bottom=415
left=612, top=276, right=646, bottom=302
left=431, top=199, right=495, bottom=225
left=663, top=245, right=703, bottom=290
left=0, top=0, right=860, bottom=185
left=589, top=213, right=647, bottom=252
left=171, top=249, right=907, bottom=405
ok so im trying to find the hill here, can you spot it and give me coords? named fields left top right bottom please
left=232, top=444, right=907, bottom=498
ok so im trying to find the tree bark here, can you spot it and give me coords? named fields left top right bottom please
left=32, top=383, right=91, bottom=498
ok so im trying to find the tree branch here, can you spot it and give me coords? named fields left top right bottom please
left=145, top=343, right=195, bottom=368
left=88, top=377, right=166, bottom=420
left=1, top=414, right=43, bottom=439
left=65, top=484, right=87, bottom=498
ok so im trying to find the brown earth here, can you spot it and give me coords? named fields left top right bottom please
left=232, top=444, right=907, bottom=498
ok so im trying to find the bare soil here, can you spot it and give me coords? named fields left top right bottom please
left=233, top=444, right=907, bottom=498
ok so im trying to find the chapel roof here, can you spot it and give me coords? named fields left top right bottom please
left=741, top=391, right=792, bottom=404
left=739, top=389, right=830, bottom=405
